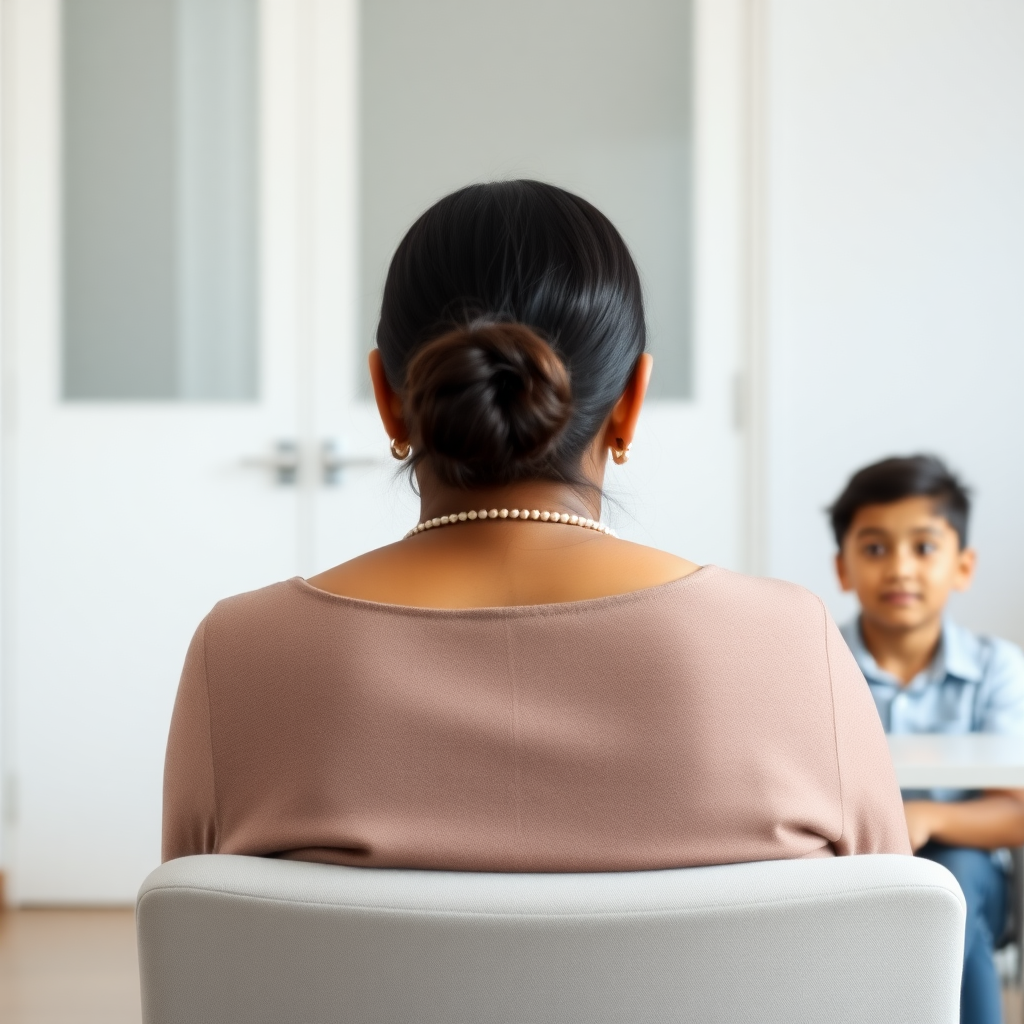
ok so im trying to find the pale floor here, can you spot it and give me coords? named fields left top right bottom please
left=1008, top=987, right=1024, bottom=1024
left=0, top=910, right=140, bottom=1024
left=0, top=908, right=1021, bottom=1024
left=1010, top=989, right=1024, bottom=1024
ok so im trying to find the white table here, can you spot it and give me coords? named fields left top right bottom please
left=887, top=734, right=1024, bottom=789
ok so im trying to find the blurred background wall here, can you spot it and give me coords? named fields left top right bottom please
left=763, top=0, right=1024, bottom=646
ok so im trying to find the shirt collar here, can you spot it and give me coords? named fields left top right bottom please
left=840, top=616, right=984, bottom=687
left=936, top=617, right=985, bottom=683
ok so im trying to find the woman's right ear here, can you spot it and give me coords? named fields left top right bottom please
left=602, top=352, right=653, bottom=455
left=368, top=351, right=409, bottom=444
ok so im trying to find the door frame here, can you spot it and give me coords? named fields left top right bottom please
left=737, top=0, right=770, bottom=576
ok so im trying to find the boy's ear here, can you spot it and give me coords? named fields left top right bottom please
left=834, top=550, right=854, bottom=592
left=952, top=546, right=977, bottom=593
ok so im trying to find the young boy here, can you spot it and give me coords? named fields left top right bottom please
left=831, top=454, right=1024, bottom=1024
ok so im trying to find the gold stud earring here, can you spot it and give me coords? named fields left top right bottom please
left=390, top=438, right=412, bottom=461
left=611, top=438, right=631, bottom=465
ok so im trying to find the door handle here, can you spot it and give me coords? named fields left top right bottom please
left=242, top=440, right=300, bottom=485
left=320, top=440, right=383, bottom=486
left=243, top=441, right=384, bottom=486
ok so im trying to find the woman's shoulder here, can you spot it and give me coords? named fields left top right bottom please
left=208, top=576, right=300, bottom=611
left=202, top=578, right=324, bottom=636
left=659, top=565, right=829, bottom=637
left=675, top=564, right=823, bottom=609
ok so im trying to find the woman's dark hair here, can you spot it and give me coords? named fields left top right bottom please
left=375, top=180, right=646, bottom=488
left=828, top=454, right=971, bottom=550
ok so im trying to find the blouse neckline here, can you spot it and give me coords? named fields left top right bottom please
left=290, top=564, right=715, bottom=618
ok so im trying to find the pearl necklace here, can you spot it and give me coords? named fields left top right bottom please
left=405, top=507, right=616, bottom=540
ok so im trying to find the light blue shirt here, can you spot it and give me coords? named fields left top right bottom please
left=841, top=617, right=1024, bottom=803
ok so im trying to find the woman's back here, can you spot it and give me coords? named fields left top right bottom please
left=163, top=180, right=910, bottom=869
left=163, top=567, right=909, bottom=867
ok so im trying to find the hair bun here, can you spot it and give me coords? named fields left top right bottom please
left=404, top=323, right=573, bottom=487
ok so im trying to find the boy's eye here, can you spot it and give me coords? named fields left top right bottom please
left=861, top=543, right=886, bottom=557
left=916, top=541, right=938, bottom=556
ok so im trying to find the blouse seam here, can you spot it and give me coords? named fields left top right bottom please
left=820, top=597, right=846, bottom=850
left=199, top=616, right=220, bottom=853
left=502, top=613, right=524, bottom=847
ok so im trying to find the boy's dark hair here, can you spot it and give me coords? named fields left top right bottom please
left=828, top=455, right=971, bottom=550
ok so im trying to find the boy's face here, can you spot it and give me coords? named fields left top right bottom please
left=835, top=496, right=976, bottom=633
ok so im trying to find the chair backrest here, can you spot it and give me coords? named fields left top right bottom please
left=137, top=853, right=964, bottom=1024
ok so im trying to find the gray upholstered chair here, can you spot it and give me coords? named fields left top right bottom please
left=137, top=853, right=965, bottom=1024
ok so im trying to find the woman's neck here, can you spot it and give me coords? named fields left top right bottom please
left=416, top=479, right=604, bottom=525
left=306, top=460, right=700, bottom=608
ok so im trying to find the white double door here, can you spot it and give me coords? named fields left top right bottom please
left=1, top=0, right=746, bottom=903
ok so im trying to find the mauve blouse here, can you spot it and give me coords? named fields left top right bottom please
left=162, top=565, right=911, bottom=868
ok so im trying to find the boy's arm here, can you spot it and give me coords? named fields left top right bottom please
left=905, top=637, right=1024, bottom=851
left=904, top=791, right=1024, bottom=851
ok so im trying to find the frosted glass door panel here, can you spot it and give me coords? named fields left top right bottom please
left=361, top=0, right=692, bottom=398
left=62, top=0, right=258, bottom=400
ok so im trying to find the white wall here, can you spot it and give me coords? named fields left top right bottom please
left=763, top=0, right=1024, bottom=645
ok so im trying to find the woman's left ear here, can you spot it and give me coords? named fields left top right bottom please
left=368, top=350, right=409, bottom=444
left=603, top=353, right=653, bottom=456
